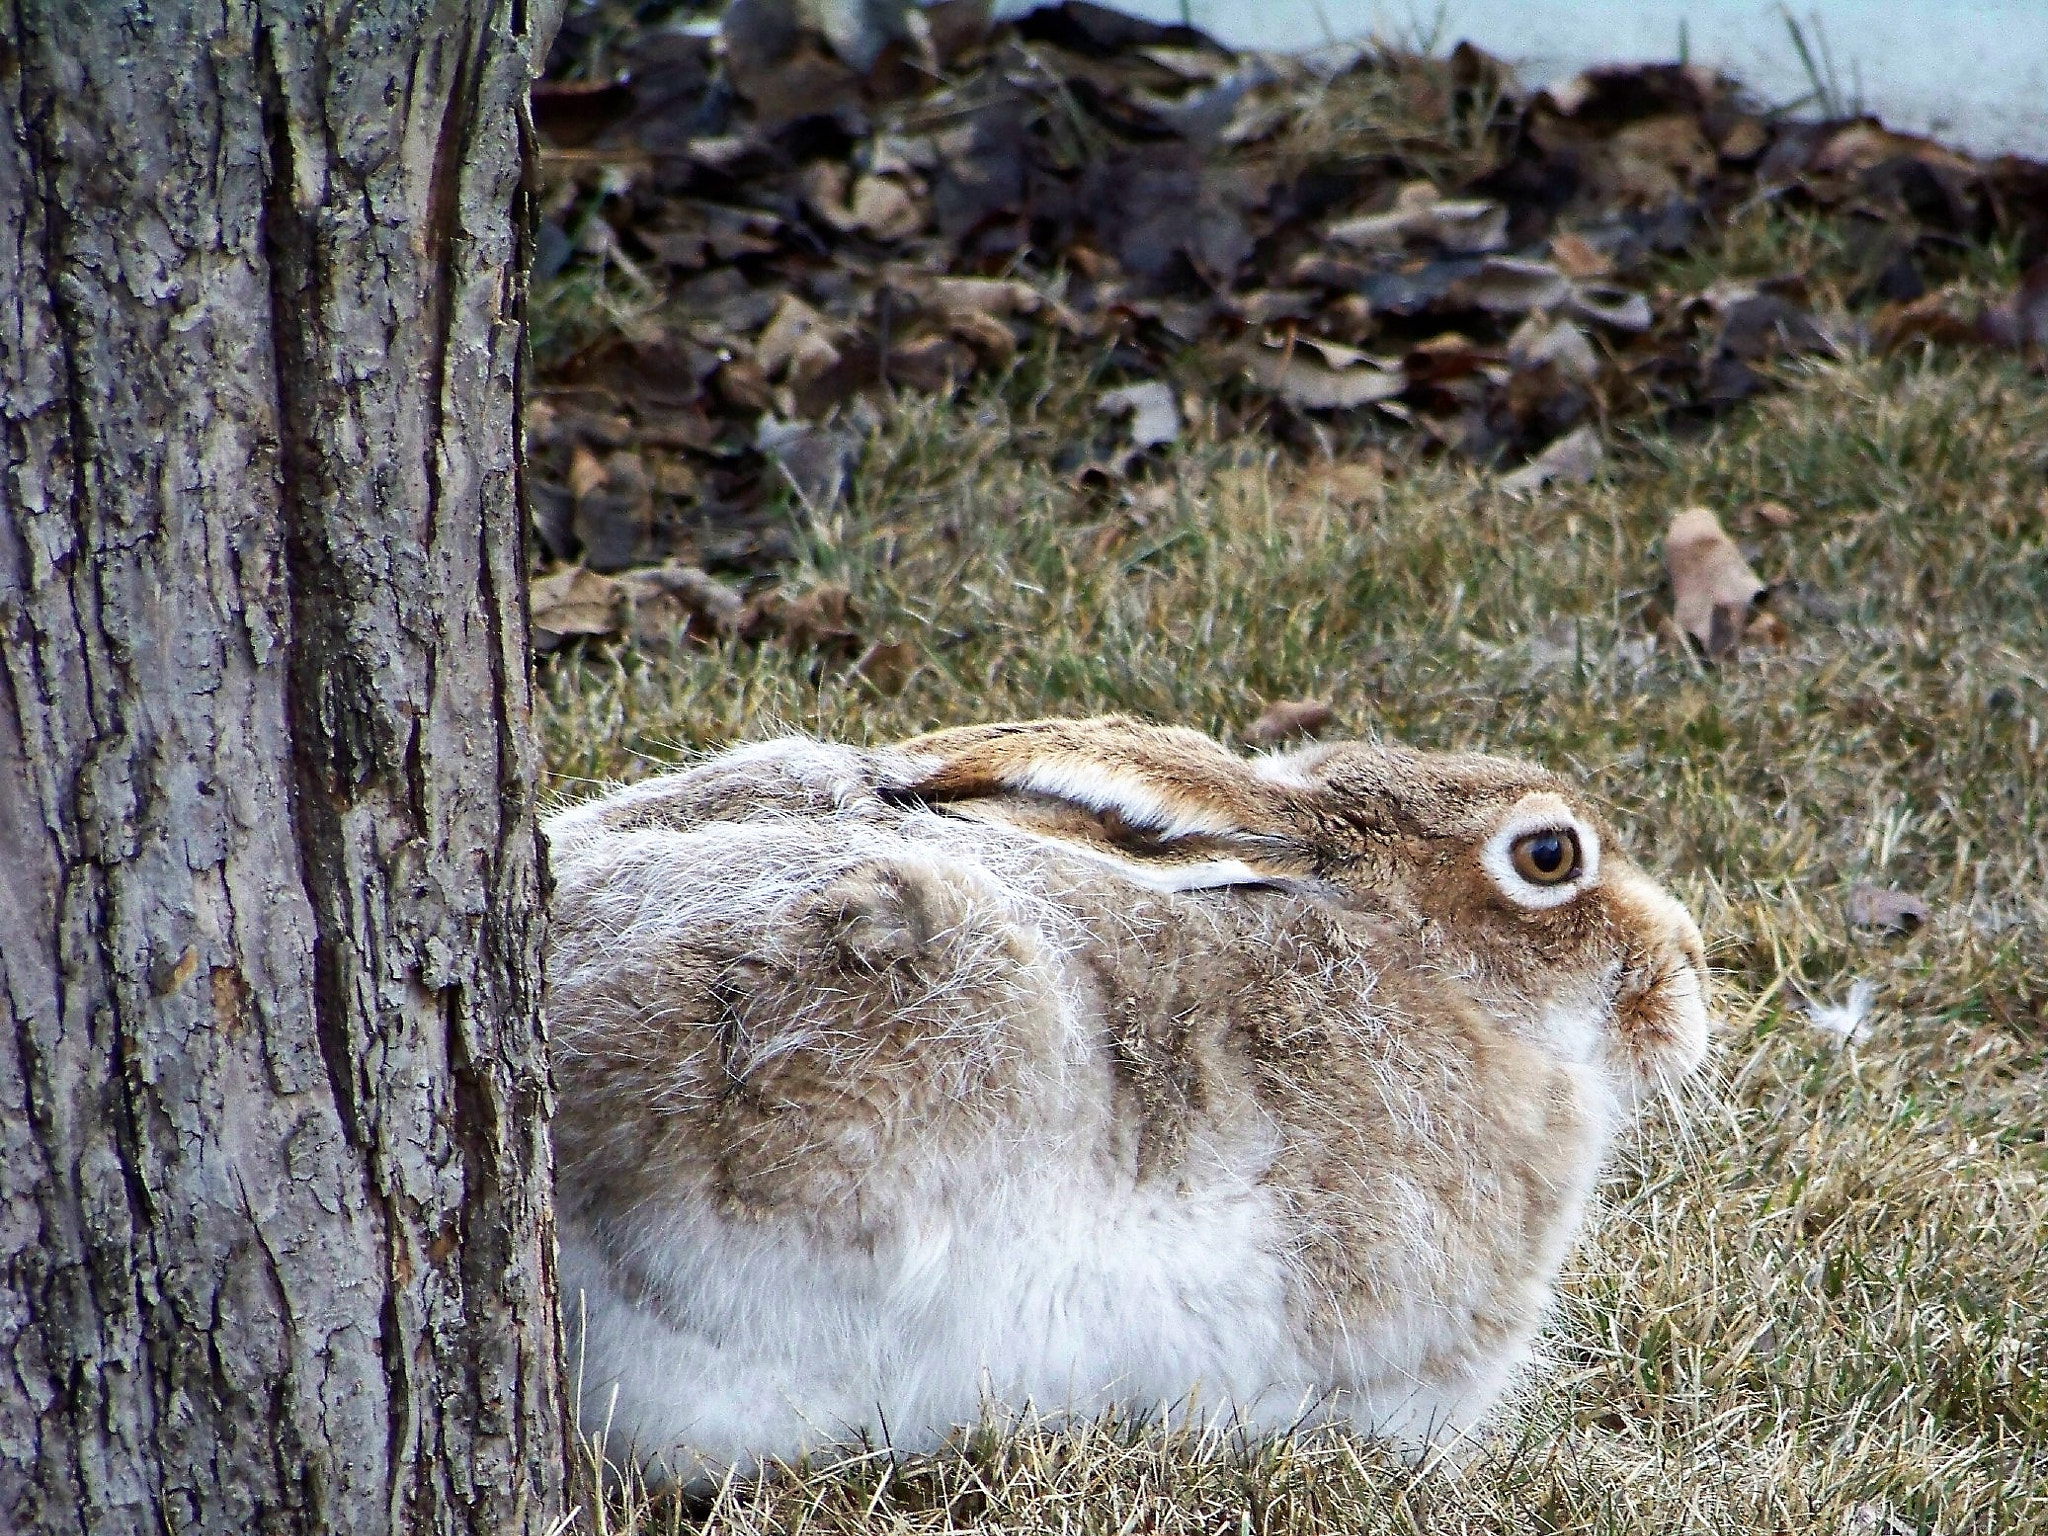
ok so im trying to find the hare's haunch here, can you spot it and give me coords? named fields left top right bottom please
left=544, top=719, right=1712, bottom=1483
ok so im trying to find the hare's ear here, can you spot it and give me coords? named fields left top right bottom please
left=890, top=717, right=1311, bottom=893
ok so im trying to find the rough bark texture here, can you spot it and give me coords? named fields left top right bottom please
left=0, top=2, right=569, bottom=1532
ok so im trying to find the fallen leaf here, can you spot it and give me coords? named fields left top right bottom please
left=1870, top=290, right=1980, bottom=351
left=1321, top=456, right=1386, bottom=508
left=1242, top=336, right=1405, bottom=410
left=922, top=275, right=1045, bottom=320
left=747, top=581, right=863, bottom=653
left=531, top=567, right=626, bottom=651
left=720, top=0, right=865, bottom=127
left=1548, top=231, right=1611, bottom=279
left=1509, top=317, right=1601, bottom=382
left=1567, top=283, right=1654, bottom=333
left=850, top=175, right=924, bottom=239
left=1499, top=424, right=1603, bottom=494
left=1098, top=380, right=1182, bottom=454
left=852, top=638, right=920, bottom=693
left=1810, top=122, right=1976, bottom=181
left=616, top=563, right=746, bottom=648
left=531, top=77, right=638, bottom=148
left=1327, top=183, right=1507, bottom=254
left=1717, top=116, right=1769, bottom=160
left=942, top=307, right=1020, bottom=365
left=757, top=417, right=853, bottom=511
left=1713, top=286, right=1834, bottom=359
left=1450, top=257, right=1572, bottom=315
left=573, top=451, right=655, bottom=572
left=886, top=332, right=977, bottom=392
left=754, top=295, right=846, bottom=388
left=1845, top=884, right=1931, bottom=934
left=1603, top=114, right=1717, bottom=203
left=1244, top=699, right=1334, bottom=745
left=1664, top=505, right=1764, bottom=655
left=711, top=354, right=774, bottom=414
left=568, top=443, right=608, bottom=501
left=1978, top=258, right=2048, bottom=354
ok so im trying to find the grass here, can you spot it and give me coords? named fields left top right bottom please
left=537, top=293, right=2048, bottom=1529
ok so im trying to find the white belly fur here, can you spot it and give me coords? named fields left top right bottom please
left=562, top=1152, right=1323, bottom=1481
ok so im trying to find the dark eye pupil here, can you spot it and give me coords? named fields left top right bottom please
left=1528, top=835, right=1564, bottom=872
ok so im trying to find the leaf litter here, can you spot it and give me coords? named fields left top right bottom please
left=525, top=0, right=2048, bottom=655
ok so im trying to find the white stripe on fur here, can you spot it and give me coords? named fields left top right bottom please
left=1006, top=760, right=1242, bottom=838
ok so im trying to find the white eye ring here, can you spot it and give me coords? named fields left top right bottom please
left=1481, top=796, right=1600, bottom=910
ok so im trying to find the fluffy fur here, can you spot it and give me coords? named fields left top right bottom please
left=543, top=718, right=1713, bottom=1484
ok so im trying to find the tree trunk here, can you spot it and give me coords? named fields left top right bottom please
left=0, top=3, right=569, bottom=1532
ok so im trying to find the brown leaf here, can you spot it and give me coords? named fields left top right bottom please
left=1548, top=232, right=1612, bottom=279
left=1810, top=123, right=1976, bottom=181
left=852, top=639, right=920, bottom=694
left=1098, top=380, right=1181, bottom=454
left=943, top=307, right=1019, bottom=366
left=1567, top=283, right=1654, bottom=334
left=800, top=160, right=858, bottom=229
left=616, top=563, right=746, bottom=648
left=1509, top=317, right=1601, bottom=383
left=531, top=567, right=627, bottom=651
left=1603, top=113, right=1717, bottom=203
left=850, top=174, right=924, bottom=240
left=531, top=78, right=639, bottom=148
left=1499, top=425, right=1603, bottom=494
left=1845, top=884, right=1931, bottom=934
left=921, top=275, right=1045, bottom=320
left=1242, top=336, right=1405, bottom=411
left=1871, top=291, right=1980, bottom=352
left=747, top=582, right=864, bottom=653
left=1449, top=258, right=1572, bottom=316
left=1326, top=183, right=1506, bottom=254
left=758, top=419, right=853, bottom=510
left=754, top=295, right=846, bottom=387
left=711, top=355, right=774, bottom=414
left=802, top=164, right=929, bottom=242
left=1664, top=506, right=1765, bottom=655
left=721, top=0, right=865, bottom=127
left=646, top=453, right=701, bottom=498
left=1978, top=259, right=2048, bottom=354
left=567, top=443, right=608, bottom=501
left=886, top=332, right=977, bottom=392
left=1716, top=115, right=1769, bottom=160
left=1243, top=699, right=1334, bottom=746
left=573, top=452, right=655, bottom=573
left=1321, top=456, right=1386, bottom=509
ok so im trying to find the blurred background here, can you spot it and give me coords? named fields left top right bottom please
left=997, top=1, right=2048, bottom=155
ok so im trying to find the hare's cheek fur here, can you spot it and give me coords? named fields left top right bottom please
left=1593, top=867, right=1714, bottom=1099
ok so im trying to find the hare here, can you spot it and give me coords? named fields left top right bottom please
left=543, top=718, right=1712, bottom=1484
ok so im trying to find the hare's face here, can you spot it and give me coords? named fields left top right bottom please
left=1281, top=744, right=1713, bottom=1105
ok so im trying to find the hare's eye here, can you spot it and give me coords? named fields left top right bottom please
left=1510, top=829, right=1580, bottom=885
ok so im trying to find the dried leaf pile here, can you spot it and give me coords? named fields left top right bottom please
left=527, top=0, right=2048, bottom=650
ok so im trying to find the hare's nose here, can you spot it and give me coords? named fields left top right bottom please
left=1603, top=872, right=1715, bottom=1084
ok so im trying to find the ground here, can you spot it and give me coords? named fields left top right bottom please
left=537, top=330, right=2047, bottom=1532
left=529, top=24, right=2048, bottom=1527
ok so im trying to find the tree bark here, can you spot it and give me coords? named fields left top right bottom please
left=0, top=3, right=569, bottom=1532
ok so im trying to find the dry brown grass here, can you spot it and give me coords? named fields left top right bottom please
left=538, top=331, right=2048, bottom=1532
